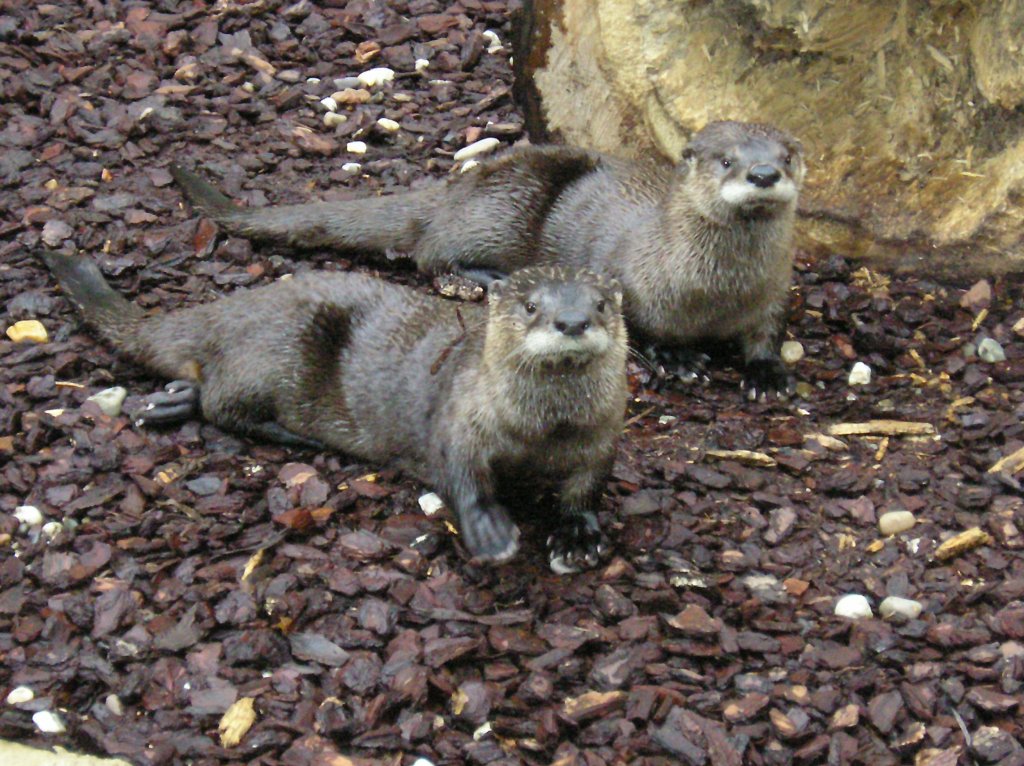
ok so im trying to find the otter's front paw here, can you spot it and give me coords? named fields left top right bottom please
left=741, top=357, right=794, bottom=401
left=547, top=512, right=607, bottom=574
left=459, top=504, right=520, bottom=564
left=645, top=345, right=711, bottom=385
left=133, top=380, right=200, bottom=426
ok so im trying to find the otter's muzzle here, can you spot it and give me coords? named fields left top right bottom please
left=747, top=164, right=782, bottom=189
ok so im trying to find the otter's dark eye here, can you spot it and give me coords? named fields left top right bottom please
left=525, top=302, right=537, bottom=315
left=596, top=300, right=606, bottom=313
left=784, top=154, right=793, bottom=165
left=720, top=158, right=731, bottom=169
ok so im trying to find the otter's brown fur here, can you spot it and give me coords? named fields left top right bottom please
left=172, top=120, right=804, bottom=396
left=41, top=253, right=628, bottom=568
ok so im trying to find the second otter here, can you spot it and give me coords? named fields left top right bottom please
left=172, top=120, right=805, bottom=398
left=42, top=254, right=628, bottom=571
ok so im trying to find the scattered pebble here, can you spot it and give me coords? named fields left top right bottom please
left=834, top=594, right=872, bottom=619
left=411, top=759, right=436, bottom=766
left=346, top=141, right=367, bottom=154
left=418, top=492, right=445, bottom=516
left=376, top=117, right=400, bottom=132
left=357, top=67, right=395, bottom=87
left=780, top=340, right=804, bottom=365
left=332, top=76, right=361, bottom=89
left=14, top=505, right=44, bottom=527
left=459, top=159, right=480, bottom=173
left=6, top=319, right=49, bottom=344
left=341, top=162, right=362, bottom=174
left=332, top=88, right=370, bottom=105
left=415, top=59, right=430, bottom=72
left=453, top=137, right=501, bottom=162
left=481, top=30, right=503, bottom=53
left=41, top=218, right=73, bottom=246
left=848, top=361, right=872, bottom=386
left=879, top=596, right=923, bottom=621
left=105, top=694, right=125, bottom=716
left=472, top=721, right=492, bottom=740
left=41, top=521, right=64, bottom=540
left=87, top=386, right=128, bottom=417
left=323, top=112, right=348, bottom=128
left=978, top=337, right=1006, bottom=363
left=6, top=686, right=34, bottom=705
left=878, top=510, right=916, bottom=536
left=32, top=710, right=66, bottom=734
left=658, top=415, right=678, bottom=426
left=319, top=96, right=339, bottom=112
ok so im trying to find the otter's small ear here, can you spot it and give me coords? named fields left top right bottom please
left=607, top=278, right=624, bottom=309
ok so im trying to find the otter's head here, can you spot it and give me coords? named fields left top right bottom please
left=680, top=120, right=804, bottom=220
left=485, top=266, right=626, bottom=371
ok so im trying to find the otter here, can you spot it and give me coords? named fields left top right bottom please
left=171, top=120, right=804, bottom=398
left=41, top=253, right=628, bottom=570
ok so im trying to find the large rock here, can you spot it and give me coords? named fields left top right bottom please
left=514, top=0, right=1024, bottom=274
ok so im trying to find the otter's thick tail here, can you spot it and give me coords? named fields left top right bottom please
left=41, top=253, right=196, bottom=379
left=170, top=164, right=430, bottom=254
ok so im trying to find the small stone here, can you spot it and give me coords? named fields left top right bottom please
left=459, top=160, right=480, bottom=173
left=319, top=96, right=338, bottom=112
left=41, top=521, right=64, bottom=540
left=960, top=279, right=992, bottom=311
left=33, top=710, right=66, bottom=734
left=332, top=88, right=371, bottom=104
left=482, top=30, right=503, bottom=53
left=780, top=340, right=804, bottom=364
left=346, top=141, right=367, bottom=154
left=415, top=58, right=430, bottom=71
left=41, top=218, right=73, bottom=246
left=6, top=686, right=34, bottom=705
left=105, top=694, right=124, bottom=716
left=848, top=361, right=872, bottom=386
left=332, top=76, right=361, bottom=89
left=341, top=162, right=362, bottom=173
left=323, top=112, right=348, bottom=128
left=87, top=386, right=128, bottom=417
left=978, top=338, right=1006, bottom=363
left=411, top=759, right=436, bottom=766
left=6, top=319, right=49, bottom=343
left=14, top=505, right=44, bottom=527
left=418, top=492, right=444, bottom=516
left=453, top=137, right=501, bottom=162
left=377, top=117, right=400, bottom=132
left=879, top=596, right=923, bottom=621
left=835, top=594, right=872, bottom=619
left=357, top=67, right=395, bottom=87
left=879, top=510, right=916, bottom=536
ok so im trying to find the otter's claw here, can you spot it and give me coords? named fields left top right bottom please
left=134, top=380, right=200, bottom=426
left=460, top=504, right=520, bottom=564
left=547, top=511, right=607, bottom=574
left=646, top=345, right=711, bottom=385
left=741, top=357, right=794, bottom=401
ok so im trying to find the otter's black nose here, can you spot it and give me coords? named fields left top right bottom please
left=554, top=311, right=591, bottom=337
left=747, top=164, right=781, bottom=188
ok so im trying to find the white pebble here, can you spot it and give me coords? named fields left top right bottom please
left=472, top=721, right=493, bottom=740
left=834, top=594, right=872, bottom=619
left=377, top=117, right=400, bottom=132
left=105, top=694, right=125, bottom=716
left=411, top=759, right=436, bottom=766
left=848, top=361, right=872, bottom=386
left=42, top=219, right=74, bottom=247
left=6, top=686, right=34, bottom=705
left=453, top=137, right=500, bottom=162
left=459, top=159, right=480, bottom=173
left=346, top=141, right=367, bottom=154
left=320, top=96, right=339, bottom=112
left=87, top=386, right=127, bottom=417
left=415, top=59, right=430, bottom=72
left=323, top=112, right=348, bottom=128
left=241, top=82, right=255, bottom=93
left=14, top=505, right=44, bottom=527
left=978, top=338, right=1006, bottom=363
left=418, top=492, right=445, bottom=516
left=878, top=510, right=916, bottom=536
left=658, top=415, right=678, bottom=426
left=357, top=67, right=395, bottom=88
left=41, top=521, right=64, bottom=540
left=482, top=30, right=503, bottom=53
left=341, top=162, right=362, bottom=173
left=879, top=596, right=923, bottom=621
left=780, top=340, right=804, bottom=365
left=33, top=710, right=66, bottom=734
left=306, top=77, right=321, bottom=85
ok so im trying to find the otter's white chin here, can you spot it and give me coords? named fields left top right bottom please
left=522, top=328, right=610, bottom=360
left=719, top=178, right=798, bottom=208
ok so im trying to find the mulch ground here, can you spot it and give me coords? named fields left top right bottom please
left=2, top=2, right=1024, bottom=765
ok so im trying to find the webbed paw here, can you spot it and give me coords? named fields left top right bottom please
left=133, top=380, right=200, bottom=426
left=547, top=511, right=607, bottom=574
left=459, top=503, right=520, bottom=564
left=741, top=357, right=794, bottom=401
